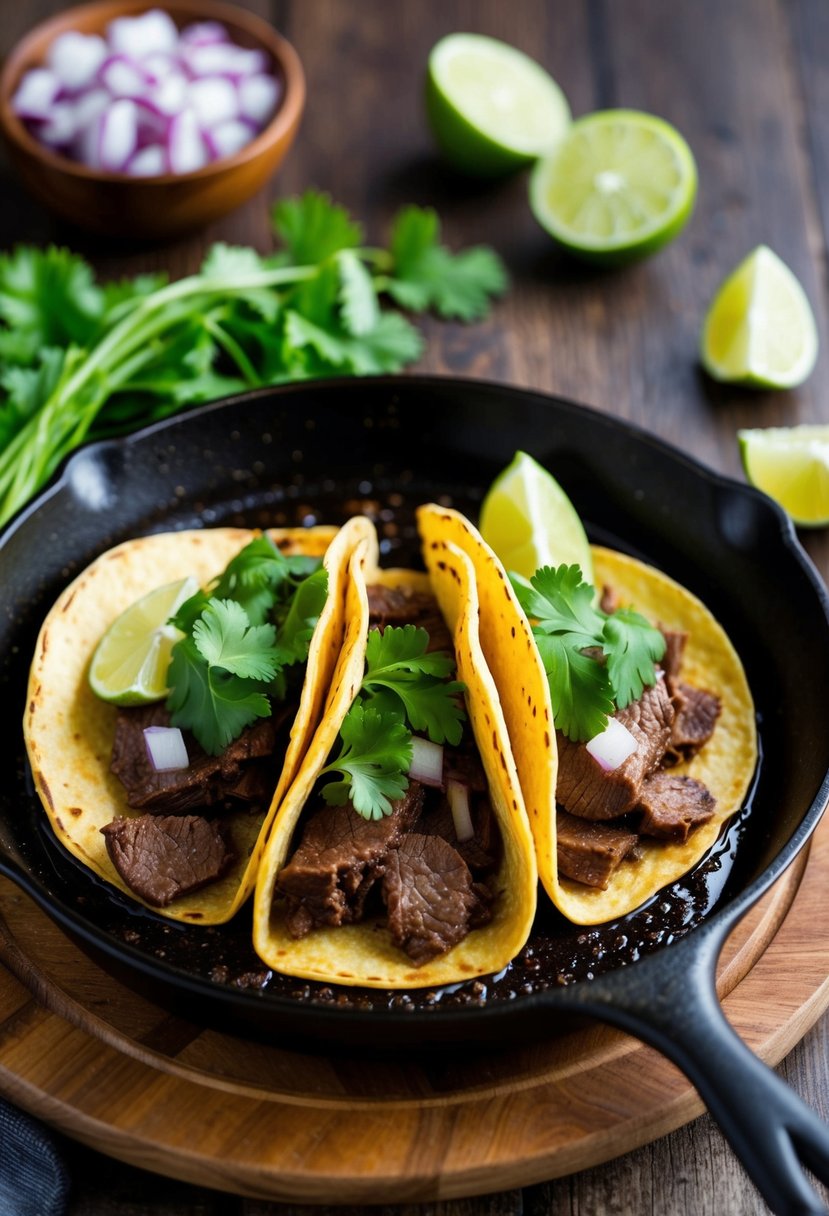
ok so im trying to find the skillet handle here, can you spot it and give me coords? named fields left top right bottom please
left=572, top=928, right=829, bottom=1216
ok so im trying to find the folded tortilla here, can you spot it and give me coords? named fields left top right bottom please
left=24, top=519, right=373, bottom=924
left=252, top=525, right=538, bottom=987
left=418, top=504, right=757, bottom=924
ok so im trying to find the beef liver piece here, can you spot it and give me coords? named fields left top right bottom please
left=382, top=832, right=492, bottom=964
left=556, top=809, right=639, bottom=889
left=101, top=813, right=234, bottom=906
left=277, top=783, right=425, bottom=937
left=111, top=703, right=278, bottom=814
left=557, top=678, right=675, bottom=820
left=637, top=772, right=716, bottom=842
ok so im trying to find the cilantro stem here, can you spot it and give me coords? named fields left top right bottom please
left=202, top=314, right=262, bottom=386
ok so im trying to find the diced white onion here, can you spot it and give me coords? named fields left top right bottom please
left=407, top=737, right=444, bottom=788
left=585, top=717, right=638, bottom=772
left=12, top=10, right=280, bottom=175
left=447, top=779, right=474, bottom=842
left=144, top=726, right=189, bottom=772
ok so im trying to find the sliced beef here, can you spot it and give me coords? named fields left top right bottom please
left=637, top=772, right=716, bottom=842
left=416, top=792, right=501, bottom=876
left=101, top=813, right=234, bottom=906
left=367, top=583, right=454, bottom=653
left=659, top=628, right=688, bottom=680
left=443, top=747, right=488, bottom=792
left=111, top=703, right=279, bottom=814
left=556, top=678, right=675, bottom=821
left=556, top=809, right=639, bottom=889
left=667, top=682, right=721, bottom=761
left=382, top=832, right=492, bottom=964
left=277, top=782, right=425, bottom=937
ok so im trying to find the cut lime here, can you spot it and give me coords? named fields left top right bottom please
left=529, top=109, right=697, bottom=265
left=479, top=450, right=594, bottom=583
left=426, top=33, right=571, bottom=177
left=738, top=425, right=829, bottom=527
left=701, top=246, right=818, bottom=389
left=89, top=575, right=199, bottom=705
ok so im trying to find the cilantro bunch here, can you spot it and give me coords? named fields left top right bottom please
left=511, top=565, right=666, bottom=742
left=165, top=535, right=328, bottom=755
left=0, top=192, right=507, bottom=528
left=319, top=623, right=467, bottom=821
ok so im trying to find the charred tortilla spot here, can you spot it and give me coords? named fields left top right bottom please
left=68, top=806, right=83, bottom=817
left=37, top=774, right=54, bottom=810
left=544, top=731, right=550, bottom=748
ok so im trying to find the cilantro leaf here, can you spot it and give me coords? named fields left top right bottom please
left=166, top=634, right=273, bottom=755
left=512, top=564, right=666, bottom=741
left=284, top=309, right=422, bottom=375
left=386, top=205, right=508, bottom=320
left=361, top=624, right=466, bottom=745
left=0, top=347, right=66, bottom=447
left=272, top=191, right=363, bottom=265
left=337, top=249, right=380, bottom=336
left=320, top=704, right=412, bottom=820
left=191, top=599, right=281, bottom=680
left=0, top=246, right=105, bottom=366
left=272, top=567, right=329, bottom=665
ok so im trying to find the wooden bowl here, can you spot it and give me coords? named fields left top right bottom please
left=0, top=0, right=305, bottom=239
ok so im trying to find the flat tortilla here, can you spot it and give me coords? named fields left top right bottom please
left=418, top=504, right=757, bottom=924
left=24, top=520, right=373, bottom=924
left=252, top=528, right=538, bottom=987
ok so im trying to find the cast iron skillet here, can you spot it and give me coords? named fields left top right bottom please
left=2, top=377, right=829, bottom=1214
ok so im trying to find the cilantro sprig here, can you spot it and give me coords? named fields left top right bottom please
left=0, top=193, right=507, bottom=527
left=319, top=624, right=466, bottom=821
left=165, top=536, right=327, bottom=756
left=511, top=564, right=666, bottom=742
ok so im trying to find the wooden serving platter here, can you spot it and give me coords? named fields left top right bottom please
left=1, top=816, right=829, bottom=1205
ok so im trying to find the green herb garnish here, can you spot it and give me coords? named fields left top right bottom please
left=511, top=564, right=666, bottom=742
left=320, top=625, right=466, bottom=821
left=0, top=193, right=507, bottom=527
left=165, top=537, right=327, bottom=755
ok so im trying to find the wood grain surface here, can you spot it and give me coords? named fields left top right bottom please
left=1, top=1, right=829, bottom=1214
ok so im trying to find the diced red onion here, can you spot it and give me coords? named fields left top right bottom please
left=144, top=725, right=189, bottom=772
left=238, top=74, right=281, bottom=125
left=12, top=68, right=61, bottom=120
left=13, top=10, right=281, bottom=175
left=447, top=779, right=474, bottom=842
left=47, top=31, right=108, bottom=91
left=585, top=717, right=638, bottom=772
left=107, top=9, right=179, bottom=58
left=168, top=108, right=208, bottom=173
left=407, top=737, right=444, bottom=788
left=188, top=76, right=238, bottom=125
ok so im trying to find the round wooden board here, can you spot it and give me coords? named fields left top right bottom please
left=2, top=816, right=829, bottom=1205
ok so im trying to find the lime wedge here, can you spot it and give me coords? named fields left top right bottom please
left=89, top=575, right=199, bottom=705
left=701, top=246, right=818, bottom=389
left=426, top=33, right=571, bottom=176
left=479, top=450, right=594, bottom=583
left=738, top=425, right=829, bottom=526
left=529, top=109, right=697, bottom=265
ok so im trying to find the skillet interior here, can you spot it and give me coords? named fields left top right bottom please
left=1, top=375, right=828, bottom=1046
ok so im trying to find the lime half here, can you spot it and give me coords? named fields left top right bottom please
left=701, top=246, right=818, bottom=389
left=739, top=425, right=829, bottom=527
left=89, top=575, right=199, bottom=705
left=529, top=109, right=697, bottom=265
left=479, top=450, right=594, bottom=583
left=426, top=33, right=570, bottom=176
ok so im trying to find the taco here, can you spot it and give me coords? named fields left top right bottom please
left=252, top=523, right=538, bottom=987
left=418, top=504, right=757, bottom=925
left=24, top=519, right=372, bottom=924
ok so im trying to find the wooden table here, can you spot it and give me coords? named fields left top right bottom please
left=1, top=1, right=828, bottom=1213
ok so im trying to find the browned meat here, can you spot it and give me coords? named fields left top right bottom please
left=101, top=813, right=234, bottom=906
left=659, top=628, right=688, bottom=680
left=277, top=783, right=425, bottom=937
left=667, top=682, right=722, bottom=761
left=366, top=583, right=454, bottom=653
left=599, top=584, right=620, bottom=614
left=637, top=772, right=716, bottom=841
left=382, top=832, right=492, bottom=964
left=556, top=808, right=639, bottom=889
left=416, top=792, right=501, bottom=876
left=556, top=678, right=675, bottom=820
left=111, top=703, right=279, bottom=814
